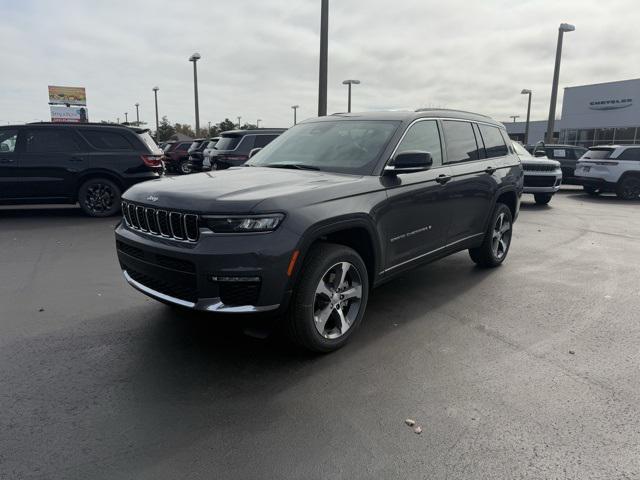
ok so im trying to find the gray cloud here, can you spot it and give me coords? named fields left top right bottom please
left=1, top=0, right=638, bottom=128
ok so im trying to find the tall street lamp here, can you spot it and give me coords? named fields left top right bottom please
left=342, top=79, right=360, bottom=113
left=510, top=115, right=520, bottom=123
left=135, top=103, right=140, bottom=124
left=152, top=86, right=159, bottom=139
left=124, top=112, right=128, bottom=123
left=256, top=118, right=262, bottom=128
left=545, top=23, right=575, bottom=143
left=291, top=105, right=299, bottom=125
left=318, top=0, right=329, bottom=116
left=189, top=52, right=201, bottom=135
left=521, top=89, right=532, bottom=145
left=237, top=116, right=242, bottom=128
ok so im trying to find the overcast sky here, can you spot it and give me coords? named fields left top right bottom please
left=2, top=0, right=639, bottom=128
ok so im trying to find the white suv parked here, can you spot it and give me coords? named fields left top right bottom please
left=575, top=145, right=640, bottom=200
left=512, top=141, right=562, bottom=204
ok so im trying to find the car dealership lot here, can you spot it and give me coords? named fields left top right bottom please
left=1, top=188, right=639, bottom=479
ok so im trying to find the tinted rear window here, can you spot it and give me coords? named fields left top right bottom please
left=442, top=121, right=481, bottom=162
left=215, top=135, right=241, bottom=151
left=583, top=148, right=614, bottom=160
left=81, top=130, right=134, bottom=150
left=24, top=129, right=81, bottom=153
left=478, top=124, right=508, bottom=158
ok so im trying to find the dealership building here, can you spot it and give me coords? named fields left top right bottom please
left=506, top=78, right=640, bottom=147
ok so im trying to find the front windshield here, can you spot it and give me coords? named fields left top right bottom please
left=511, top=141, right=530, bottom=157
left=246, top=120, right=400, bottom=175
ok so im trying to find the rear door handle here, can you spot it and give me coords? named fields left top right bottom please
left=69, top=156, right=84, bottom=162
left=435, top=174, right=451, bottom=184
left=485, top=166, right=496, bottom=175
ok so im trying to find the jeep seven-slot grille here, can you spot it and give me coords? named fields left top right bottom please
left=522, top=163, right=557, bottom=172
left=121, top=201, right=199, bottom=242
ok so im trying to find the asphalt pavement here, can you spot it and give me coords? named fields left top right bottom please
left=1, top=187, right=639, bottom=479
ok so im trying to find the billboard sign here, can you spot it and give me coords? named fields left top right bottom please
left=48, top=85, right=87, bottom=106
left=50, top=106, right=89, bottom=123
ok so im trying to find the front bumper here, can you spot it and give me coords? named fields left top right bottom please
left=115, top=221, right=298, bottom=313
left=522, top=172, right=562, bottom=194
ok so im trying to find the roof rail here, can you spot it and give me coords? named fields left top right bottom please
left=414, top=107, right=492, bottom=119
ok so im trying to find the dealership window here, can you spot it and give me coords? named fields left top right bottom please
left=595, top=128, right=614, bottom=144
left=614, top=127, right=637, bottom=143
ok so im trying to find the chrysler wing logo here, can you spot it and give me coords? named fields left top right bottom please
left=146, top=195, right=159, bottom=202
left=589, top=98, right=633, bottom=110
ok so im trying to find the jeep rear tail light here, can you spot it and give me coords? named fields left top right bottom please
left=141, top=154, right=163, bottom=167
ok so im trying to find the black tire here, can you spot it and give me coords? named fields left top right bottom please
left=469, top=203, right=513, bottom=268
left=78, top=178, right=121, bottom=217
left=615, top=175, right=640, bottom=200
left=534, top=193, right=553, bottom=205
left=178, top=160, right=191, bottom=175
left=583, top=186, right=599, bottom=196
left=285, top=243, right=369, bottom=353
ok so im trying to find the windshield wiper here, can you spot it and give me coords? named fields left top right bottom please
left=264, top=163, right=321, bottom=171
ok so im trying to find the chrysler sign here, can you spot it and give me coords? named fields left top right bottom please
left=589, top=98, right=633, bottom=110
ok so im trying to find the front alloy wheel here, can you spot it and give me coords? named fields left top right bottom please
left=313, top=262, right=363, bottom=339
left=285, top=243, right=369, bottom=352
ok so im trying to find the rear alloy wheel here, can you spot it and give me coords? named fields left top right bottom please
left=583, top=186, right=599, bottom=196
left=616, top=176, right=640, bottom=200
left=469, top=203, right=513, bottom=268
left=78, top=178, right=121, bottom=217
left=178, top=160, right=191, bottom=175
left=285, top=243, right=369, bottom=352
left=534, top=193, right=553, bottom=205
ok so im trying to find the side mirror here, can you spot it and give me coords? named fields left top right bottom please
left=533, top=150, right=547, bottom=157
left=384, top=151, right=432, bottom=175
left=248, top=147, right=262, bottom=159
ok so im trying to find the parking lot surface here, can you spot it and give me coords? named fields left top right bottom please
left=1, top=187, right=639, bottom=479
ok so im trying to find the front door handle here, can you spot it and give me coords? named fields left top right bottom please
left=69, top=156, right=83, bottom=162
left=435, top=174, right=451, bottom=184
left=0, top=158, right=15, bottom=164
left=485, top=166, right=496, bottom=175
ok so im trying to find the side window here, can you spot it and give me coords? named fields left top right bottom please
left=442, top=121, right=481, bottom=163
left=396, top=120, right=442, bottom=165
left=239, top=135, right=256, bottom=152
left=81, top=130, right=133, bottom=150
left=0, top=130, right=18, bottom=153
left=24, top=129, right=81, bottom=153
left=254, top=135, right=279, bottom=148
left=472, top=124, right=487, bottom=159
left=478, top=124, right=508, bottom=158
left=618, top=148, right=640, bottom=160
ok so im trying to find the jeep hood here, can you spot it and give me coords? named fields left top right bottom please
left=122, top=167, right=372, bottom=212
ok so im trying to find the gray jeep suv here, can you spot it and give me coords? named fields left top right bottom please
left=115, top=109, right=523, bottom=352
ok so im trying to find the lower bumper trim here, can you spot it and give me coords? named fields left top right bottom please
left=123, top=270, right=279, bottom=313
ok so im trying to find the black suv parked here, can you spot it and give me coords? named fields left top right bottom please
left=115, top=110, right=522, bottom=352
left=208, top=128, right=286, bottom=170
left=187, top=137, right=213, bottom=172
left=0, top=123, right=163, bottom=216
left=531, top=143, right=587, bottom=184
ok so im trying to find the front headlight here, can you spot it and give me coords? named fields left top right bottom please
left=204, top=214, right=284, bottom=233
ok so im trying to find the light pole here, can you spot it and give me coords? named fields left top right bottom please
left=152, top=86, right=159, bottom=139
left=510, top=115, right=519, bottom=123
left=342, top=79, right=360, bottom=113
left=256, top=118, right=262, bottom=128
left=208, top=121, right=211, bottom=134
left=189, top=52, right=201, bottom=135
left=318, top=0, right=329, bottom=116
left=237, top=116, right=242, bottom=128
left=291, top=105, right=299, bottom=125
left=124, top=112, right=128, bottom=123
left=521, top=89, right=532, bottom=145
left=545, top=23, right=575, bottom=143
left=135, top=103, right=140, bottom=124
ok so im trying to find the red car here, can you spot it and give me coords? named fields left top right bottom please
left=162, top=140, right=194, bottom=174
